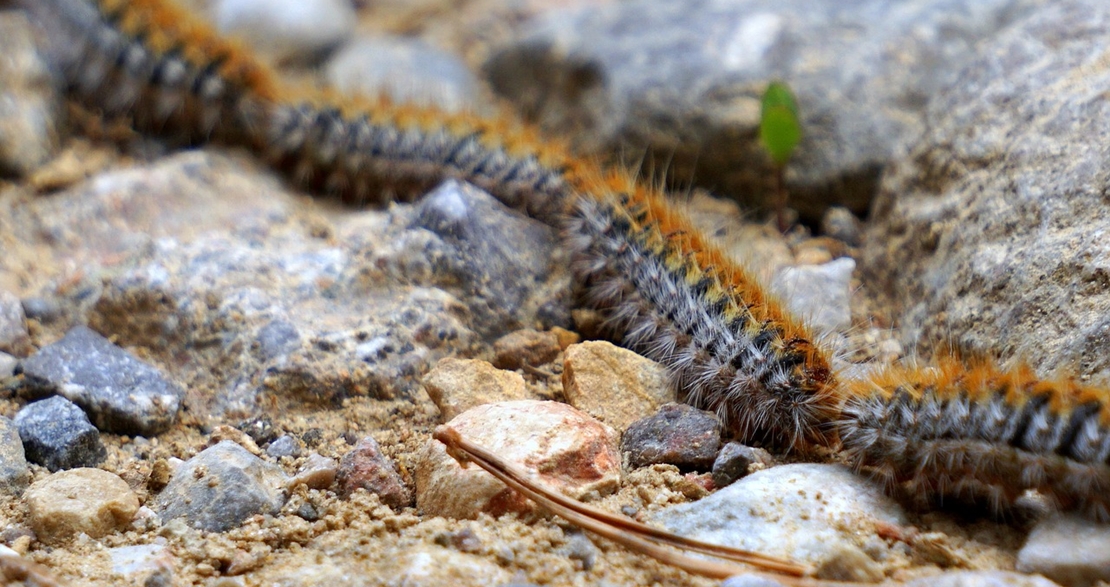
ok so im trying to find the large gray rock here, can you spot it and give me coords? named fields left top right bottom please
left=485, top=0, right=1043, bottom=220
left=862, top=0, right=1110, bottom=376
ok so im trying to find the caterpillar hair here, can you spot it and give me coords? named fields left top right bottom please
left=837, top=360, right=1110, bottom=521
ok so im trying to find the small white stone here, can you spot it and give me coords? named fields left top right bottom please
left=1017, top=514, right=1110, bottom=587
left=772, top=257, right=855, bottom=333
left=212, top=0, right=356, bottom=63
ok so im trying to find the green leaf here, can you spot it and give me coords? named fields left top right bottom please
left=760, top=82, right=801, bottom=166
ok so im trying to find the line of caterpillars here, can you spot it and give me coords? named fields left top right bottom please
left=17, top=0, right=1110, bottom=523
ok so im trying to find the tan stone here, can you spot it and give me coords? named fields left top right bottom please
left=561, top=341, right=674, bottom=431
left=421, top=358, right=529, bottom=421
left=25, top=468, right=140, bottom=545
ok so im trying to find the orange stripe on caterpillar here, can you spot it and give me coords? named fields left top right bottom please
left=837, top=359, right=1110, bottom=521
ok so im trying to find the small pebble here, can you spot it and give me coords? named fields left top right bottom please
left=491, top=329, right=561, bottom=371
left=16, top=396, right=106, bottom=471
left=0, top=291, right=30, bottom=357
left=290, top=452, right=339, bottom=491
left=20, top=326, right=184, bottom=436
left=904, top=570, right=1064, bottom=587
left=771, top=258, right=855, bottom=334
left=109, top=544, right=170, bottom=579
left=711, top=442, right=774, bottom=487
left=212, top=0, right=356, bottom=63
left=266, top=435, right=303, bottom=459
left=621, top=403, right=721, bottom=471
left=721, top=574, right=788, bottom=587
left=20, top=297, right=61, bottom=324
left=1017, top=514, right=1110, bottom=587
left=335, top=437, right=411, bottom=508
left=155, top=441, right=289, bottom=532
left=0, top=352, right=16, bottom=377
left=562, top=341, right=673, bottom=431
left=422, top=358, right=530, bottom=421
left=416, top=400, right=619, bottom=519
left=25, top=468, right=139, bottom=545
left=820, top=206, right=863, bottom=246
left=0, top=416, right=30, bottom=494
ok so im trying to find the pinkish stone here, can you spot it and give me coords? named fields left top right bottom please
left=335, top=436, right=412, bottom=509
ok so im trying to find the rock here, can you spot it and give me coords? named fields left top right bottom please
left=491, top=329, right=561, bottom=370
left=109, top=544, right=174, bottom=584
left=326, top=36, right=481, bottom=113
left=0, top=352, right=17, bottom=378
left=0, top=291, right=31, bottom=357
left=621, top=403, right=721, bottom=471
left=655, top=463, right=906, bottom=568
left=711, top=442, right=774, bottom=487
left=421, top=358, right=530, bottom=421
left=721, top=575, right=789, bottom=587
left=24, top=468, right=139, bottom=545
left=821, top=207, right=863, bottom=247
left=561, top=341, right=674, bottom=431
left=905, top=571, right=1064, bottom=587
left=1017, top=514, right=1110, bottom=587
left=211, top=0, right=356, bottom=63
left=155, top=441, right=289, bottom=532
left=0, top=417, right=30, bottom=495
left=266, top=435, right=303, bottom=459
left=20, top=297, right=62, bottom=325
left=770, top=257, right=855, bottom=334
left=335, top=437, right=411, bottom=508
left=367, top=546, right=512, bottom=587
left=0, top=12, right=60, bottom=177
left=290, top=453, right=339, bottom=491
left=15, top=396, right=106, bottom=471
left=21, top=326, right=184, bottom=436
left=862, top=0, right=1110, bottom=373
left=416, top=400, right=620, bottom=519
left=486, top=0, right=1041, bottom=221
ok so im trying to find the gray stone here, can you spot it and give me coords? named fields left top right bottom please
left=820, top=207, right=863, bottom=247
left=326, top=36, right=481, bottom=113
left=1017, top=514, right=1110, bottom=587
left=485, top=0, right=1042, bottom=221
left=0, top=11, right=60, bottom=177
left=905, top=571, right=1064, bottom=587
left=711, top=442, right=774, bottom=488
left=771, top=257, right=855, bottom=334
left=0, top=291, right=30, bottom=357
left=0, top=352, right=17, bottom=378
left=621, top=403, right=721, bottom=471
left=15, top=396, right=106, bottom=471
left=862, top=0, right=1110, bottom=376
left=655, top=463, right=905, bottom=567
left=20, top=297, right=62, bottom=325
left=21, top=326, right=183, bottom=436
left=155, top=441, right=288, bottom=532
left=266, top=435, right=302, bottom=459
left=211, top=0, right=356, bottom=63
left=0, top=416, right=30, bottom=494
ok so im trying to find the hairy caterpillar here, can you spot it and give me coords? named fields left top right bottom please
left=16, top=0, right=1110, bottom=522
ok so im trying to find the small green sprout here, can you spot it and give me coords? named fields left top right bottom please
left=759, top=81, right=801, bottom=231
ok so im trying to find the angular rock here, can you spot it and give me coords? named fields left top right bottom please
left=905, top=571, right=1064, bottom=587
left=0, top=352, right=17, bottom=378
left=421, top=358, right=530, bottom=421
left=491, top=329, right=562, bottom=370
left=621, top=403, right=721, bottom=471
left=771, top=257, right=855, bottom=334
left=0, top=416, right=30, bottom=495
left=326, top=36, right=481, bottom=113
left=862, top=0, right=1110, bottom=374
left=0, top=12, right=60, bottom=177
left=1017, top=514, right=1110, bottom=587
left=20, top=326, right=183, bottom=436
left=109, top=544, right=174, bottom=585
left=25, top=468, right=139, bottom=545
left=486, top=0, right=1041, bottom=220
left=290, top=453, right=339, bottom=491
left=155, top=441, right=288, bottom=532
left=211, top=0, right=356, bottom=63
left=562, top=341, right=674, bottom=431
left=335, top=437, right=411, bottom=508
left=266, top=435, right=303, bottom=459
left=15, top=396, right=106, bottom=471
left=0, top=291, right=31, bottom=357
left=655, top=464, right=906, bottom=568
left=711, top=442, right=774, bottom=488
left=416, top=401, right=620, bottom=519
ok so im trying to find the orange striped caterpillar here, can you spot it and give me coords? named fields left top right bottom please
left=17, top=0, right=1110, bottom=523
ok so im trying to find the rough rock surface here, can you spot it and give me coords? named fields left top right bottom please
left=0, top=416, right=30, bottom=495
left=421, top=358, right=531, bottom=421
left=862, top=0, right=1110, bottom=374
left=485, top=0, right=1043, bottom=220
left=561, top=341, right=673, bottom=431
left=210, top=0, right=356, bottom=63
left=1017, top=514, right=1110, bottom=587
left=335, top=436, right=412, bottom=508
left=655, top=464, right=905, bottom=572
left=0, top=12, right=60, bottom=178
left=621, top=403, right=721, bottom=471
left=155, top=441, right=289, bottom=532
left=21, top=326, right=184, bottom=436
left=416, top=400, right=620, bottom=519
left=0, top=291, right=31, bottom=357
left=24, top=468, right=139, bottom=545
left=711, top=442, right=774, bottom=488
left=15, top=395, right=106, bottom=471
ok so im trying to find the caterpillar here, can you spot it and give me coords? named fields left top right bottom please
left=15, top=0, right=1110, bottom=523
